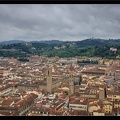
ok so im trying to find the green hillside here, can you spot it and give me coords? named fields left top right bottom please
left=0, top=39, right=120, bottom=61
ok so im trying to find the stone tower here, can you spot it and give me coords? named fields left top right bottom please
left=69, top=64, right=74, bottom=95
left=99, top=88, right=105, bottom=101
left=46, top=67, right=52, bottom=93
left=115, top=70, right=120, bottom=81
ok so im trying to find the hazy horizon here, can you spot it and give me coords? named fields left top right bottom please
left=1, top=38, right=120, bottom=43
left=0, top=4, right=120, bottom=42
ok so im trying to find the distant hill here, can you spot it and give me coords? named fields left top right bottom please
left=1, top=38, right=120, bottom=46
left=0, top=40, right=25, bottom=45
left=0, top=38, right=120, bottom=59
left=75, top=38, right=120, bottom=48
left=30, top=40, right=64, bottom=45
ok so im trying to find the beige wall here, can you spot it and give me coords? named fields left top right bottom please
left=69, top=103, right=87, bottom=111
left=107, top=94, right=120, bottom=100
left=80, top=94, right=97, bottom=99
left=103, top=104, right=112, bottom=113
left=88, top=106, right=99, bottom=113
left=93, top=112, right=105, bottom=116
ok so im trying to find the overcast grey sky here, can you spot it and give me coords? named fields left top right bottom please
left=0, top=4, right=120, bottom=41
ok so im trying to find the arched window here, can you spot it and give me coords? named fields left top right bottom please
left=48, top=70, right=49, bottom=76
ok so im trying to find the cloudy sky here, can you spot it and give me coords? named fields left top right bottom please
left=0, top=4, right=120, bottom=41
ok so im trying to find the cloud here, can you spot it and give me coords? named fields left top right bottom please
left=0, top=4, right=120, bottom=41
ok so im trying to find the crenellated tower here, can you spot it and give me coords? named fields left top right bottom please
left=46, top=67, right=52, bottom=93
left=69, top=64, right=74, bottom=95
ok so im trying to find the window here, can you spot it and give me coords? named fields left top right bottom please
left=70, top=105, right=77, bottom=108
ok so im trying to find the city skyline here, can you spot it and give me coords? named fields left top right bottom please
left=0, top=4, right=120, bottom=41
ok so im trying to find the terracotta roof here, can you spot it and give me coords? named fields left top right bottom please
left=27, top=113, right=42, bottom=116
left=2, top=99, right=14, bottom=106
left=30, top=106, right=50, bottom=112
left=0, top=110, right=14, bottom=116
left=93, top=109, right=104, bottom=113
left=54, top=89, right=63, bottom=93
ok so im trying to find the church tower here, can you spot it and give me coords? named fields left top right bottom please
left=115, top=70, right=120, bottom=81
left=46, top=67, right=52, bottom=93
left=69, top=64, right=74, bottom=95
left=99, top=88, right=105, bottom=101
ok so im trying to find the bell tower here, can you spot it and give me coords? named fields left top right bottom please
left=46, top=67, right=52, bottom=93
left=69, top=64, right=74, bottom=95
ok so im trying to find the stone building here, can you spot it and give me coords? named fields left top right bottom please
left=69, top=64, right=74, bottom=95
left=115, top=70, right=120, bottom=81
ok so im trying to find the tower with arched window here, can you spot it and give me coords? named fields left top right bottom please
left=69, top=64, right=74, bottom=95
left=46, top=67, right=52, bottom=93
